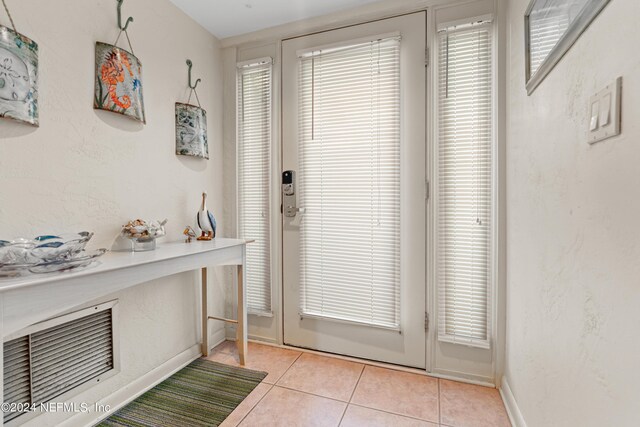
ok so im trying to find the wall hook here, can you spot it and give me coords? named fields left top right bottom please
left=186, top=59, right=202, bottom=90
left=117, top=0, right=134, bottom=31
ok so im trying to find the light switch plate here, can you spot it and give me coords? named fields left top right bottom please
left=588, top=77, right=622, bottom=144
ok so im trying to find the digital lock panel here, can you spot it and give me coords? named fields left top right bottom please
left=282, top=170, right=295, bottom=196
left=282, top=170, right=300, bottom=218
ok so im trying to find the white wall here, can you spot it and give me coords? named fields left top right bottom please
left=0, top=0, right=225, bottom=424
left=505, top=1, right=640, bottom=425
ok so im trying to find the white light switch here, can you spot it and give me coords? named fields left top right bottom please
left=590, top=100, right=600, bottom=131
left=600, top=93, right=611, bottom=126
left=588, top=77, right=622, bottom=144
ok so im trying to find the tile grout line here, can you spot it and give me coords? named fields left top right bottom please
left=273, top=384, right=354, bottom=404
left=336, top=406, right=348, bottom=427
left=438, top=379, right=442, bottom=425
left=233, top=383, right=274, bottom=427
left=348, top=364, right=366, bottom=403
left=337, top=364, right=366, bottom=426
left=347, top=402, right=440, bottom=425
left=272, top=350, right=303, bottom=385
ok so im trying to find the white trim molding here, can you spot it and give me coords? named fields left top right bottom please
left=500, top=377, right=528, bottom=427
left=220, top=0, right=483, bottom=48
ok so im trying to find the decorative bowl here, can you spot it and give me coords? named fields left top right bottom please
left=0, top=238, right=37, bottom=266
left=30, top=232, right=94, bottom=262
left=28, top=249, right=107, bottom=274
left=121, top=219, right=167, bottom=252
left=0, top=232, right=97, bottom=275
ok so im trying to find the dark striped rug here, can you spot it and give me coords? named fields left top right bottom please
left=97, top=358, right=267, bottom=427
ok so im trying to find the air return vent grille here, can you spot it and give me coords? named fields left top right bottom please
left=3, top=304, right=115, bottom=423
left=3, top=337, right=30, bottom=422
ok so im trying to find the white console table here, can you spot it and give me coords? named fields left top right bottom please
left=0, top=238, right=251, bottom=423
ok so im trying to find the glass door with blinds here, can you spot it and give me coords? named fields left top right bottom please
left=282, top=13, right=427, bottom=368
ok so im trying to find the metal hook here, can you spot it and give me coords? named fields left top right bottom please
left=186, top=59, right=202, bottom=90
left=117, top=0, right=134, bottom=31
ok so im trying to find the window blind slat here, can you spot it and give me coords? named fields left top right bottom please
left=237, top=62, right=272, bottom=314
left=298, top=37, right=401, bottom=330
left=437, top=26, right=493, bottom=348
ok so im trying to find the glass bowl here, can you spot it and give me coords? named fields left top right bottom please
left=30, top=232, right=94, bottom=262
left=0, top=232, right=95, bottom=273
left=28, top=248, right=107, bottom=274
left=0, top=238, right=37, bottom=266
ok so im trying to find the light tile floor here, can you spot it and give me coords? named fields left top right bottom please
left=210, top=341, right=511, bottom=427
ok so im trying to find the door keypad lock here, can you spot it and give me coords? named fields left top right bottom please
left=283, top=183, right=294, bottom=196
left=282, top=170, right=301, bottom=218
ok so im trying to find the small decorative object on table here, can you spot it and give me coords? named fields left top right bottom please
left=196, top=192, right=216, bottom=241
left=183, top=226, right=197, bottom=243
left=0, top=232, right=106, bottom=276
left=121, top=219, right=167, bottom=252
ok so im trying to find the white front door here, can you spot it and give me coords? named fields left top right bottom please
left=281, top=12, right=427, bottom=368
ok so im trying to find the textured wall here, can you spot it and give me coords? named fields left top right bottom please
left=505, top=1, right=640, bottom=425
left=0, top=0, right=225, bottom=424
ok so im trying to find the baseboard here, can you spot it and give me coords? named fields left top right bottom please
left=210, top=327, right=227, bottom=352
left=500, top=376, right=527, bottom=427
left=248, top=334, right=277, bottom=344
left=429, top=368, right=495, bottom=388
left=60, top=344, right=202, bottom=427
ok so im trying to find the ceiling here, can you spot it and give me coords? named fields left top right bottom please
left=170, top=0, right=384, bottom=39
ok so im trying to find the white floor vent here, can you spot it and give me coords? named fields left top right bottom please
left=3, top=301, right=118, bottom=424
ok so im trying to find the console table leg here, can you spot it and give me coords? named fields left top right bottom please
left=201, top=267, right=209, bottom=357
left=236, top=264, right=247, bottom=365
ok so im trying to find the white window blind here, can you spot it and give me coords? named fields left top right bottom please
left=297, top=36, right=401, bottom=329
left=437, top=24, right=493, bottom=348
left=237, top=59, right=272, bottom=314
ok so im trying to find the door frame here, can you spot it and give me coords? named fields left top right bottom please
left=223, top=0, right=506, bottom=386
